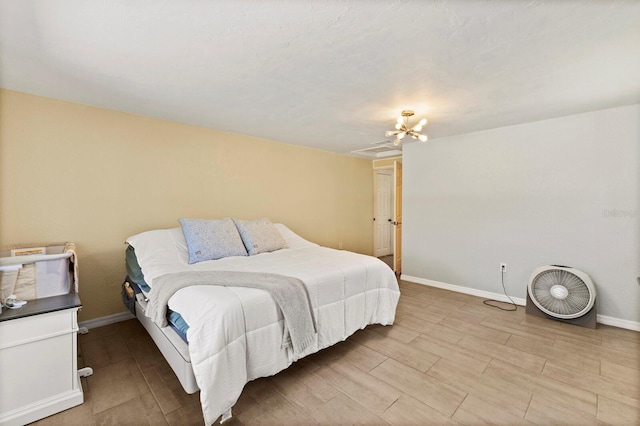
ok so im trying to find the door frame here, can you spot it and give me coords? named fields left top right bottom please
left=392, top=160, right=402, bottom=274
left=373, top=163, right=401, bottom=273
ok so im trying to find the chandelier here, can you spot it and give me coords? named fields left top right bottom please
left=385, top=110, right=428, bottom=146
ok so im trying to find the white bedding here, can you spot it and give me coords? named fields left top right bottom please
left=127, top=224, right=400, bottom=425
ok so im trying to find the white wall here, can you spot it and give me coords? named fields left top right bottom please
left=403, top=104, right=640, bottom=323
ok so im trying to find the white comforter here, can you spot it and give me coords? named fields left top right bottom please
left=127, top=225, right=400, bottom=425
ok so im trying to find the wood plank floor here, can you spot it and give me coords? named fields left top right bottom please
left=34, top=280, right=640, bottom=425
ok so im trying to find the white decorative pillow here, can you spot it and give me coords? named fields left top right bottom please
left=234, top=218, right=289, bottom=256
left=179, top=218, right=248, bottom=264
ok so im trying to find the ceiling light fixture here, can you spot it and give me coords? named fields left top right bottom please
left=385, top=110, right=428, bottom=146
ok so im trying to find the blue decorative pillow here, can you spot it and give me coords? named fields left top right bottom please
left=178, top=218, right=248, bottom=264
left=233, top=218, right=288, bottom=256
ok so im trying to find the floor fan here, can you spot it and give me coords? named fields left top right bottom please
left=526, top=265, right=597, bottom=328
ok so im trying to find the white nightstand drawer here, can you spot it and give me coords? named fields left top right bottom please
left=0, top=333, right=74, bottom=414
left=0, top=308, right=77, bottom=349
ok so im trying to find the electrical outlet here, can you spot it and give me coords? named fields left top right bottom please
left=500, top=263, right=507, bottom=273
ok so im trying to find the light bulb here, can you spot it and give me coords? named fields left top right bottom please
left=412, top=124, right=423, bottom=132
left=419, top=118, right=427, bottom=126
left=395, top=123, right=402, bottom=130
left=393, top=138, right=401, bottom=146
left=418, top=134, right=428, bottom=142
left=397, top=117, right=404, bottom=124
left=397, top=132, right=406, bottom=139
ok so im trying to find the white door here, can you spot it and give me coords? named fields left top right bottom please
left=374, top=170, right=393, bottom=257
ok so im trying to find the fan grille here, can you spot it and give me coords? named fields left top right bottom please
left=531, top=269, right=591, bottom=317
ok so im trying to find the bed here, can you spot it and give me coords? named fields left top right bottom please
left=125, top=222, right=400, bottom=425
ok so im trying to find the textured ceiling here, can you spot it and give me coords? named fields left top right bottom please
left=1, top=0, right=639, bottom=155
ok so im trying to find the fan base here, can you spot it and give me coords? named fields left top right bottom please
left=525, top=292, right=597, bottom=329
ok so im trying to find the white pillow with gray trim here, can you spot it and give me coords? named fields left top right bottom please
left=234, top=218, right=289, bottom=255
left=179, top=217, right=248, bottom=264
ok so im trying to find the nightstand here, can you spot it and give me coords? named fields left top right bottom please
left=0, top=293, right=86, bottom=425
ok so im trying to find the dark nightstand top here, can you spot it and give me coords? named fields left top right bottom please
left=0, top=293, right=81, bottom=322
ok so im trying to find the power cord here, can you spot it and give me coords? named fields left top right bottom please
left=483, top=266, right=517, bottom=311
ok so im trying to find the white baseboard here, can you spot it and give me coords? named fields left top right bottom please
left=401, top=274, right=526, bottom=306
left=596, top=314, right=640, bottom=332
left=78, top=311, right=134, bottom=330
left=401, top=274, right=640, bottom=332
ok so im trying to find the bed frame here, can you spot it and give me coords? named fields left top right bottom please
left=134, top=295, right=198, bottom=393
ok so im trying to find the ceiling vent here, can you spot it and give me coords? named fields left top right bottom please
left=350, top=144, right=402, bottom=159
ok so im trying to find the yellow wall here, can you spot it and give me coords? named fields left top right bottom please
left=0, top=89, right=374, bottom=321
